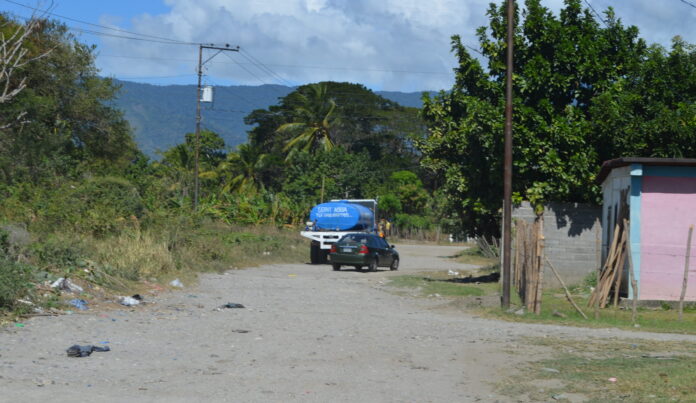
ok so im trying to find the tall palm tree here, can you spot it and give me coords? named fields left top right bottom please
left=276, top=83, right=338, bottom=159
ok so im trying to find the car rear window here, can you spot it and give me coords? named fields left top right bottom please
left=339, top=234, right=368, bottom=245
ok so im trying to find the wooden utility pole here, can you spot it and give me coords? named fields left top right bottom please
left=320, top=175, right=325, bottom=203
left=194, top=44, right=239, bottom=210
left=501, top=0, right=515, bottom=308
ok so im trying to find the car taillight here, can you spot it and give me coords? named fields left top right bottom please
left=359, top=245, right=369, bottom=254
left=330, top=244, right=337, bottom=253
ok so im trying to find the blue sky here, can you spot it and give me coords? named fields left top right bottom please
left=2, top=0, right=695, bottom=92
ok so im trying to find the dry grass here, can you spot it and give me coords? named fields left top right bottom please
left=92, top=229, right=178, bottom=281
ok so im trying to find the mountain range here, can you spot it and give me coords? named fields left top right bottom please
left=110, top=80, right=433, bottom=156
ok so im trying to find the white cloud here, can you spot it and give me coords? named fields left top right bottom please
left=95, top=0, right=696, bottom=92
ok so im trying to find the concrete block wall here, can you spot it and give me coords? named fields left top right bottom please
left=513, top=201, right=601, bottom=287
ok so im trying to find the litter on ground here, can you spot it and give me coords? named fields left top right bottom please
left=68, top=299, right=88, bottom=311
left=51, top=278, right=84, bottom=294
left=214, top=302, right=245, bottom=311
left=66, top=345, right=111, bottom=357
left=118, top=296, right=140, bottom=306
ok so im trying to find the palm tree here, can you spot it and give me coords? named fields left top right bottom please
left=220, top=143, right=268, bottom=192
left=276, top=83, right=338, bottom=159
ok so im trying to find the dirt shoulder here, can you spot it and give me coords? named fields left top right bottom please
left=2, top=243, right=695, bottom=402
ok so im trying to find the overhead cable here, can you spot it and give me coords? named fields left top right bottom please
left=3, top=0, right=198, bottom=45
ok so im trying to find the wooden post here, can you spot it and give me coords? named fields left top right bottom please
left=514, top=221, right=521, bottom=293
left=625, top=220, right=638, bottom=324
left=534, top=214, right=545, bottom=315
left=545, top=256, right=588, bottom=319
left=678, top=225, right=694, bottom=321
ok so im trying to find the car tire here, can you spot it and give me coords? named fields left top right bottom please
left=368, top=258, right=378, bottom=272
left=332, top=263, right=341, bottom=271
left=390, top=258, right=399, bottom=271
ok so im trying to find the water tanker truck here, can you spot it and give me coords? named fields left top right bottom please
left=300, top=199, right=377, bottom=264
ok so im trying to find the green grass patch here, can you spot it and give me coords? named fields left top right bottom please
left=388, top=273, right=496, bottom=297
left=500, top=337, right=696, bottom=402
left=452, top=245, right=499, bottom=271
left=484, top=287, right=696, bottom=335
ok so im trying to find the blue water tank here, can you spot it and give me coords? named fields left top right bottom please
left=309, top=202, right=374, bottom=231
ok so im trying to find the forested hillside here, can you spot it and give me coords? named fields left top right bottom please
left=112, top=80, right=432, bottom=155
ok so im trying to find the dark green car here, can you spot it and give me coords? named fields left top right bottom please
left=329, top=233, right=399, bottom=271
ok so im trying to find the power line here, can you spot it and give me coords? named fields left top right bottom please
left=3, top=0, right=198, bottom=45
left=113, top=74, right=195, bottom=80
left=5, top=10, right=198, bottom=46
left=100, top=53, right=453, bottom=76
left=202, top=75, right=259, bottom=108
left=678, top=0, right=696, bottom=9
left=239, top=49, right=294, bottom=86
left=69, top=26, right=197, bottom=45
left=583, top=0, right=607, bottom=26
left=223, top=52, right=273, bottom=86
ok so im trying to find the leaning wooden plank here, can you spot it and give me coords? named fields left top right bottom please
left=613, top=227, right=627, bottom=308
left=679, top=225, right=694, bottom=321
left=602, top=229, right=627, bottom=308
left=588, top=223, right=621, bottom=307
left=545, top=256, right=588, bottom=319
left=625, top=220, right=638, bottom=324
left=597, top=225, right=625, bottom=307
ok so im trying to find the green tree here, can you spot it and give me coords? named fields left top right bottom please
left=417, top=0, right=695, bottom=237
left=245, top=81, right=425, bottom=181
left=387, top=170, right=430, bottom=215
left=157, top=130, right=226, bottom=201
left=281, top=148, right=380, bottom=205
left=276, top=83, right=338, bottom=157
left=0, top=15, right=137, bottom=184
left=219, top=143, right=269, bottom=192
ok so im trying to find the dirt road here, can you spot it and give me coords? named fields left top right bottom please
left=2, top=244, right=696, bottom=402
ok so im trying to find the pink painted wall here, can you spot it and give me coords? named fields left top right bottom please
left=641, top=176, right=696, bottom=301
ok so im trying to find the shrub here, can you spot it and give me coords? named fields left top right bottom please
left=40, top=177, right=144, bottom=235
left=0, top=258, right=34, bottom=311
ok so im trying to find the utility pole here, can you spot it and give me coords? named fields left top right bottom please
left=194, top=43, right=239, bottom=210
left=502, top=0, right=515, bottom=309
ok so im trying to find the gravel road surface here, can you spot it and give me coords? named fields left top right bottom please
left=2, top=244, right=696, bottom=402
